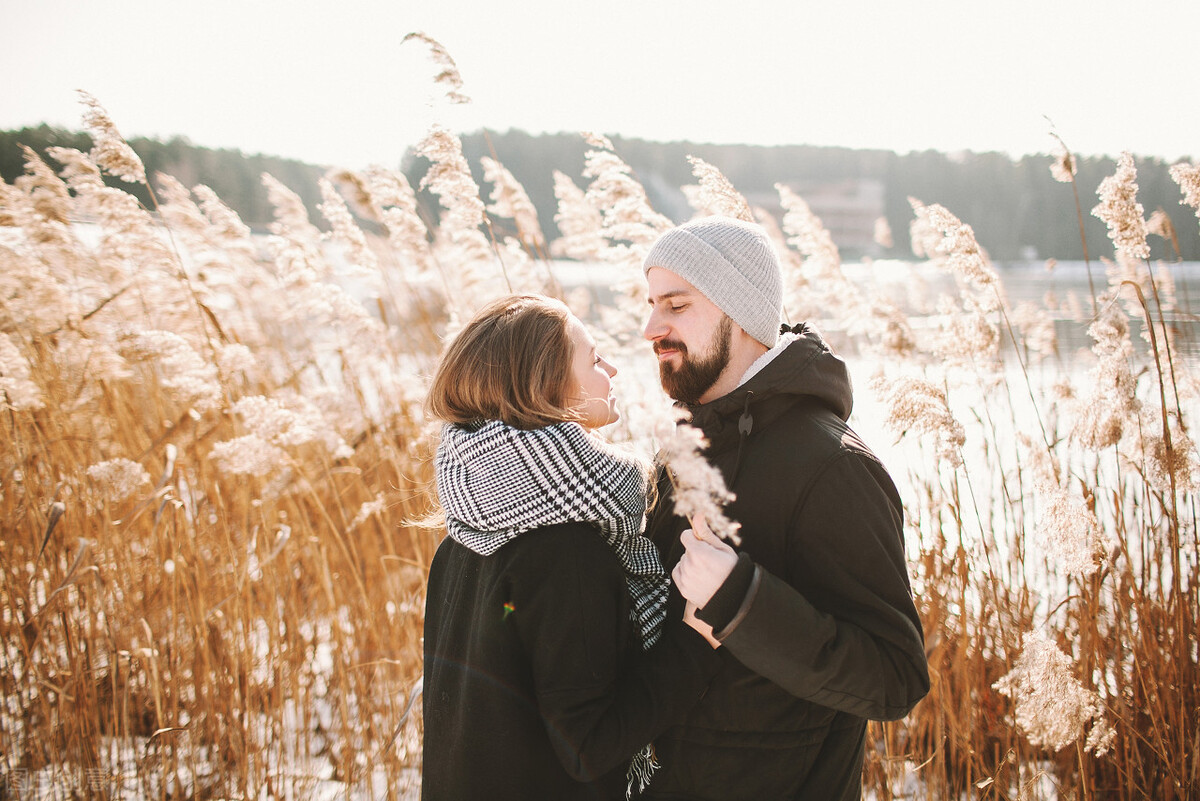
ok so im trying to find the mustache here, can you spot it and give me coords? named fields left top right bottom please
left=653, top=339, right=688, bottom=356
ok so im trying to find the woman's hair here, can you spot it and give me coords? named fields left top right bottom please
left=426, top=294, right=579, bottom=430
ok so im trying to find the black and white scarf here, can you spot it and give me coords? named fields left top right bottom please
left=436, top=419, right=669, bottom=797
left=436, top=419, right=668, bottom=648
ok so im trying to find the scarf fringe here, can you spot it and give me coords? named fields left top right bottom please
left=626, top=743, right=659, bottom=800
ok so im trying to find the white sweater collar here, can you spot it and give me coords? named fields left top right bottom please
left=737, top=332, right=800, bottom=388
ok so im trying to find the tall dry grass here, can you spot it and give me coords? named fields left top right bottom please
left=2, top=78, right=1198, bottom=799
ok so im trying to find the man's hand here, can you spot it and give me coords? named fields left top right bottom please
left=672, top=515, right=739, bottom=609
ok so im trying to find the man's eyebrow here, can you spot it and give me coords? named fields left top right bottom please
left=647, top=289, right=692, bottom=304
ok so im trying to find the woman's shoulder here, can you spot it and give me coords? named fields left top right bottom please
left=503, top=521, right=614, bottom=560
left=497, top=522, right=624, bottom=581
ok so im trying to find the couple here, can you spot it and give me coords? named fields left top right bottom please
left=422, top=217, right=930, bottom=801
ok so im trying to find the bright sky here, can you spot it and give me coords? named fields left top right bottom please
left=3, top=0, right=1196, bottom=170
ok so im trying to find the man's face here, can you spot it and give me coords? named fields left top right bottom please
left=643, top=267, right=735, bottom=404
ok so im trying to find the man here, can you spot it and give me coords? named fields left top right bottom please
left=640, top=216, right=929, bottom=800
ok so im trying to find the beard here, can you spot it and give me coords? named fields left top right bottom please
left=657, top=315, right=733, bottom=404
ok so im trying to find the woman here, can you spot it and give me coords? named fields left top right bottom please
left=421, top=295, right=720, bottom=801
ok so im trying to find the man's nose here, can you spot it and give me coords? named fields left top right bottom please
left=643, top=309, right=666, bottom=341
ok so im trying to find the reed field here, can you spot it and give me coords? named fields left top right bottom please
left=2, top=52, right=1199, bottom=799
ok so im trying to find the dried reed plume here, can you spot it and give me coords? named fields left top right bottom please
left=908, top=198, right=998, bottom=294
left=1169, top=160, right=1200, bottom=223
left=550, top=169, right=605, bottom=261
left=77, top=90, right=146, bottom=184
left=655, top=410, right=742, bottom=546
left=1071, top=293, right=1139, bottom=450
left=1092, top=152, right=1150, bottom=263
left=580, top=132, right=672, bottom=257
left=319, top=176, right=379, bottom=273
left=360, top=164, right=434, bottom=275
left=401, top=32, right=471, bottom=105
left=1032, top=482, right=1107, bottom=578
left=1050, top=141, right=1077, bottom=184
left=870, top=373, right=965, bottom=468
left=481, top=156, right=546, bottom=250
left=993, top=631, right=1113, bottom=755
left=684, top=156, right=754, bottom=222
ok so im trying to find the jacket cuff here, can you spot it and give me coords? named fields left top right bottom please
left=696, top=552, right=756, bottom=633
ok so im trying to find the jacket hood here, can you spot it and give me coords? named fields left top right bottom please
left=686, top=323, right=853, bottom=455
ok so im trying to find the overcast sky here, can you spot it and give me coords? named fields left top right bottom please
left=3, top=0, right=1196, bottom=170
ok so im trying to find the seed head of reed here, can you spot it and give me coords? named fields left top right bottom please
left=349, top=495, right=387, bottom=531
left=120, top=329, right=221, bottom=413
left=1010, top=301, right=1058, bottom=361
left=155, top=173, right=211, bottom=249
left=495, top=236, right=546, bottom=295
left=0, top=333, right=44, bottom=411
left=870, top=373, right=965, bottom=468
left=1145, top=209, right=1175, bottom=244
left=1092, top=152, right=1150, bottom=263
left=1168, top=161, right=1200, bottom=223
left=1050, top=145, right=1077, bottom=184
left=864, top=296, right=919, bottom=360
left=86, top=457, right=151, bottom=503
left=1016, top=432, right=1058, bottom=488
left=326, top=168, right=377, bottom=221
left=77, top=90, right=146, bottom=184
left=908, top=199, right=998, bottom=293
left=1071, top=294, right=1139, bottom=450
left=209, top=433, right=290, bottom=477
left=777, top=183, right=842, bottom=276
left=193, top=184, right=254, bottom=248
left=319, top=177, right=378, bottom=275
left=0, top=182, right=24, bottom=227
left=481, top=156, right=545, bottom=249
left=993, top=630, right=1107, bottom=753
left=45, top=146, right=105, bottom=192
left=550, top=170, right=605, bottom=261
left=402, top=32, right=471, bottom=105
left=215, top=342, right=256, bottom=383
left=17, top=146, right=72, bottom=224
left=655, top=409, right=742, bottom=545
left=931, top=294, right=1001, bottom=367
left=417, top=126, right=486, bottom=231
left=685, top=156, right=754, bottom=222
left=360, top=166, right=433, bottom=273
left=580, top=133, right=672, bottom=253
left=1129, top=405, right=1200, bottom=494
left=1033, top=481, right=1108, bottom=578
left=263, top=173, right=321, bottom=241
left=229, top=393, right=353, bottom=462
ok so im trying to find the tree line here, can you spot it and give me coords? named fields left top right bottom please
left=3, top=124, right=1196, bottom=261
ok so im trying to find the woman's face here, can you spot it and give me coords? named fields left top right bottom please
left=564, top=314, right=619, bottom=429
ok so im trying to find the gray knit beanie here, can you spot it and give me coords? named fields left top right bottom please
left=643, top=216, right=783, bottom=348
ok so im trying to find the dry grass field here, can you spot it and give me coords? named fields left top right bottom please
left=2, top=68, right=1199, bottom=799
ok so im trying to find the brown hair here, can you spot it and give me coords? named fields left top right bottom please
left=426, top=294, right=578, bottom=430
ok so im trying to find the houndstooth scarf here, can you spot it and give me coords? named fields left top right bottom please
left=436, top=419, right=668, bottom=649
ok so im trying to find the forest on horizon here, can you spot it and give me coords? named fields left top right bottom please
left=3, top=123, right=1197, bottom=262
